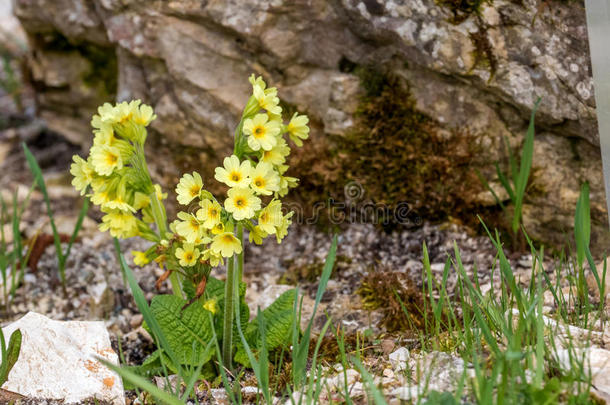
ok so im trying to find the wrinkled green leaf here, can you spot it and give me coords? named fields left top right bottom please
left=235, top=289, right=296, bottom=366
left=150, top=295, right=215, bottom=366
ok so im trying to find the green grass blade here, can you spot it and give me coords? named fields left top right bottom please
left=235, top=305, right=271, bottom=404
left=113, top=239, right=184, bottom=382
left=22, top=143, right=65, bottom=282
left=97, top=358, right=184, bottom=405
left=63, top=196, right=89, bottom=262
left=574, top=182, right=591, bottom=269
left=504, top=135, right=519, bottom=189
left=511, top=98, right=541, bottom=233
left=495, top=162, right=515, bottom=203
left=305, top=317, right=332, bottom=403
left=351, top=357, right=388, bottom=405
left=476, top=168, right=506, bottom=210
left=10, top=192, right=22, bottom=297
left=292, top=234, right=337, bottom=388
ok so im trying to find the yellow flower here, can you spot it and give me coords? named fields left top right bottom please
left=202, top=248, right=224, bottom=267
left=285, top=113, right=309, bottom=147
left=99, top=210, right=138, bottom=239
left=131, top=250, right=150, bottom=266
left=154, top=184, right=167, bottom=201
left=261, top=137, right=290, bottom=166
left=250, top=162, right=280, bottom=196
left=210, top=232, right=242, bottom=258
left=258, top=200, right=283, bottom=234
left=175, top=172, right=203, bottom=205
left=243, top=113, right=280, bottom=151
left=133, top=192, right=150, bottom=210
left=96, top=102, right=117, bottom=122
left=114, top=101, right=135, bottom=124
left=175, top=211, right=204, bottom=243
left=197, top=199, right=222, bottom=229
left=192, top=233, right=212, bottom=246
left=275, top=211, right=294, bottom=243
left=91, top=120, right=116, bottom=147
left=224, top=187, right=261, bottom=221
left=103, top=195, right=136, bottom=213
left=253, top=83, right=282, bottom=115
left=248, top=225, right=268, bottom=245
left=248, top=74, right=266, bottom=90
left=277, top=166, right=299, bottom=197
left=91, top=189, right=111, bottom=206
left=175, top=243, right=200, bottom=267
left=133, top=103, right=156, bottom=126
left=202, top=297, right=218, bottom=314
left=90, top=145, right=123, bottom=176
left=214, top=155, right=252, bottom=188
left=211, top=221, right=225, bottom=235
left=70, top=155, right=94, bottom=195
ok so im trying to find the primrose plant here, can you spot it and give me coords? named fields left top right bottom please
left=70, top=75, right=309, bottom=370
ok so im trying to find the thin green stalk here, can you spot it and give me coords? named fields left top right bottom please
left=222, top=255, right=236, bottom=368
left=237, top=224, right=244, bottom=282
left=148, top=188, right=182, bottom=298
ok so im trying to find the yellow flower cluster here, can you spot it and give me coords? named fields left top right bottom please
left=169, top=74, right=307, bottom=268
left=70, top=100, right=163, bottom=240
left=71, top=75, right=308, bottom=281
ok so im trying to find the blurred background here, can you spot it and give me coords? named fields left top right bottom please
left=0, top=0, right=607, bottom=252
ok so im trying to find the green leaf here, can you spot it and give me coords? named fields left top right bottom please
left=235, top=289, right=296, bottom=366
left=0, top=329, right=22, bottom=385
left=22, top=143, right=64, bottom=271
left=293, top=235, right=337, bottom=388
left=512, top=98, right=540, bottom=233
left=149, top=295, right=215, bottom=366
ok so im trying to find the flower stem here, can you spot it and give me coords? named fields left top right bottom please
left=237, top=224, right=244, bottom=282
left=148, top=189, right=184, bottom=298
left=222, top=255, right=235, bottom=368
left=136, top=144, right=183, bottom=298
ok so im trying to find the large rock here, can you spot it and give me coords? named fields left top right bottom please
left=11, top=0, right=610, bottom=247
left=1, top=311, right=125, bottom=404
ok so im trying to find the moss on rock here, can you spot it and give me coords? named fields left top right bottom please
left=291, top=67, right=485, bottom=229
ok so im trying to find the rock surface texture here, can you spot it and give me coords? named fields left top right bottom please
left=12, top=0, right=609, bottom=246
left=1, top=312, right=125, bottom=404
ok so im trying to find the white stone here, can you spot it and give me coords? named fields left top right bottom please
left=1, top=312, right=124, bottom=404
left=389, top=347, right=410, bottom=372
